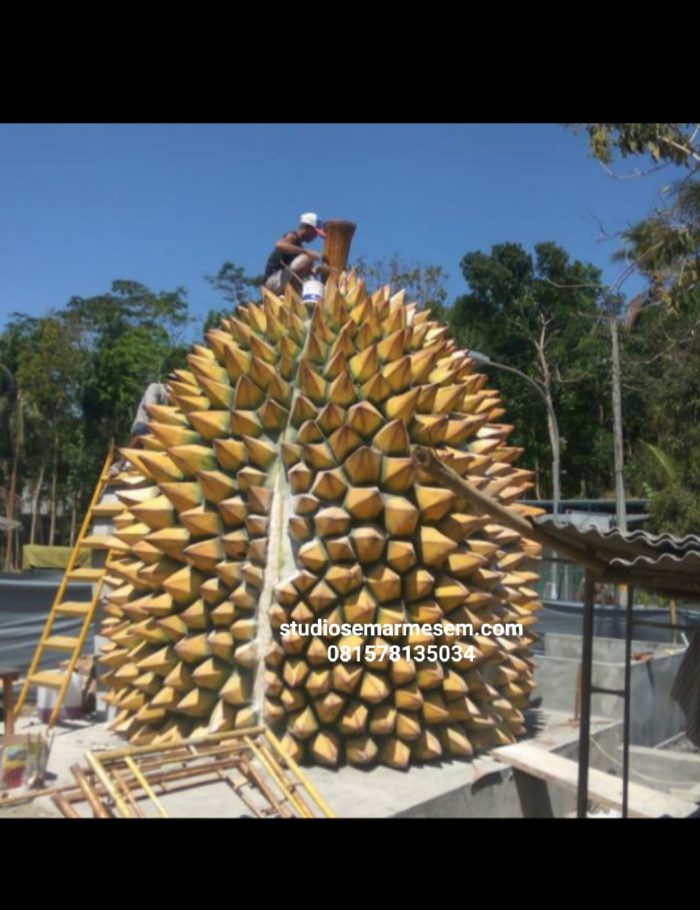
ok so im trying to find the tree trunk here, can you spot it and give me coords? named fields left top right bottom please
left=534, top=326, right=561, bottom=516
left=4, top=442, right=20, bottom=571
left=533, top=454, right=542, bottom=500
left=30, top=462, right=45, bottom=545
left=611, top=318, right=627, bottom=532
left=69, top=492, right=79, bottom=547
left=49, top=431, right=59, bottom=546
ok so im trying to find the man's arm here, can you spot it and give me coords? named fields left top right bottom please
left=275, top=231, right=320, bottom=260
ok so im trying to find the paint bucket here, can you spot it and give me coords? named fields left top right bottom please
left=302, top=279, right=325, bottom=306
left=37, top=672, right=82, bottom=723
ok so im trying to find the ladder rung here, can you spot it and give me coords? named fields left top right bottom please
left=44, top=635, right=82, bottom=651
left=82, top=534, right=130, bottom=551
left=91, top=502, right=125, bottom=517
left=107, top=471, right=144, bottom=487
left=103, top=574, right=127, bottom=588
left=55, top=601, right=93, bottom=617
left=68, top=568, right=105, bottom=581
left=30, top=671, right=67, bottom=689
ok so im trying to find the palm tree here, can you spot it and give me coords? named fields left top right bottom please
left=0, top=364, right=40, bottom=570
left=614, top=180, right=700, bottom=315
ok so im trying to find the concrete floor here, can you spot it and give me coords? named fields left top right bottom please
left=1, top=709, right=615, bottom=818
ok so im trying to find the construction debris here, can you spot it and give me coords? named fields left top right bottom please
left=49, top=726, right=334, bottom=818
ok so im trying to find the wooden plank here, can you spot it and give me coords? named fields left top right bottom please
left=491, top=743, right=696, bottom=819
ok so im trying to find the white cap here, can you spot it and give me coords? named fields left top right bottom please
left=299, top=212, right=326, bottom=237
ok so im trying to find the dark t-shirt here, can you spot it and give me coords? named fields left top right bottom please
left=264, top=230, right=304, bottom=280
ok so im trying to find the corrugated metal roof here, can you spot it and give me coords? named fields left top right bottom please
left=533, top=518, right=700, bottom=598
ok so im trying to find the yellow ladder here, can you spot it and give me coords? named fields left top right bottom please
left=15, top=445, right=123, bottom=727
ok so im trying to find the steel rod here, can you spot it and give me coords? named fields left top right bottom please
left=622, top=584, right=634, bottom=819
left=577, top=571, right=595, bottom=819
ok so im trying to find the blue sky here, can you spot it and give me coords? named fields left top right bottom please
left=0, top=123, right=677, bottom=336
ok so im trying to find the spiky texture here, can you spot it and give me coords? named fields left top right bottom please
left=98, top=274, right=543, bottom=766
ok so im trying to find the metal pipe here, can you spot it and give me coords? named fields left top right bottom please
left=577, top=571, right=595, bottom=818
left=590, top=686, right=626, bottom=697
left=626, top=618, right=697, bottom=634
left=622, top=584, right=634, bottom=819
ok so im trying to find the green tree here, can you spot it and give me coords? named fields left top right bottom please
left=65, top=279, right=190, bottom=341
left=16, top=315, right=82, bottom=545
left=568, top=123, right=700, bottom=170
left=68, top=280, right=190, bottom=442
left=568, top=123, right=700, bottom=314
left=82, top=325, right=177, bottom=442
left=622, top=292, right=700, bottom=534
left=202, top=308, right=232, bottom=334
left=353, top=253, right=448, bottom=313
left=0, top=317, right=47, bottom=567
left=0, top=279, right=193, bottom=555
left=205, top=262, right=262, bottom=308
left=448, top=242, right=612, bottom=500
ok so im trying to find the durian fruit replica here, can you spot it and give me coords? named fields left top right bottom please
left=98, top=248, right=543, bottom=769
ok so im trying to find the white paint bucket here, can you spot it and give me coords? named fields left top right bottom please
left=302, top=279, right=325, bottom=305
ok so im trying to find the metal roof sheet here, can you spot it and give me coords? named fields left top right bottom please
left=533, top=518, right=700, bottom=598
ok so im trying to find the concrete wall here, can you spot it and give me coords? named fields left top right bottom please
left=534, top=634, right=686, bottom=746
left=398, top=718, right=625, bottom=819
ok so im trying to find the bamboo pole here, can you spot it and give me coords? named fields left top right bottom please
left=0, top=784, right=68, bottom=807
left=119, top=741, right=252, bottom=775
left=66, top=757, right=247, bottom=803
left=265, top=728, right=336, bottom=818
left=225, top=769, right=268, bottom=818
left=260, top=740, right=317, bottom=817
left=124, top=756, right=168, bottom=817
left=70, top=764, right=111, bottom=818
left=94, top=725, right=264, bottom=763
left=25, top=752, right=255, bottom=813
left=237, top=755, right=294, bottom=819
left=85, top=750, right=133, bottom=818
left=411, top=446, right=608, bottom=576
left=244, top=736, right=311, bottom=818
left=112, top=766, right=146, bottom=817
left=51, top=792, right=81, bottom=818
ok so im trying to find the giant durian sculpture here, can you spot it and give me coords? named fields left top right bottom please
left=97, top=223, right=543, bottom=769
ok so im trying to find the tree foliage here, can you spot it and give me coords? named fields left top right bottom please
left=4, top=223, right=700, bottom=563
left=205, top=261, right=262, bottom=308
left=448, top=241, right=613, bottom=499
left=0, top=280, right=191, bottom=568
left=352, top=253, right=448, bottom=313
left=569, top=123, right=700, bottom=170
left=568, top=123, right=700, bottom=315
